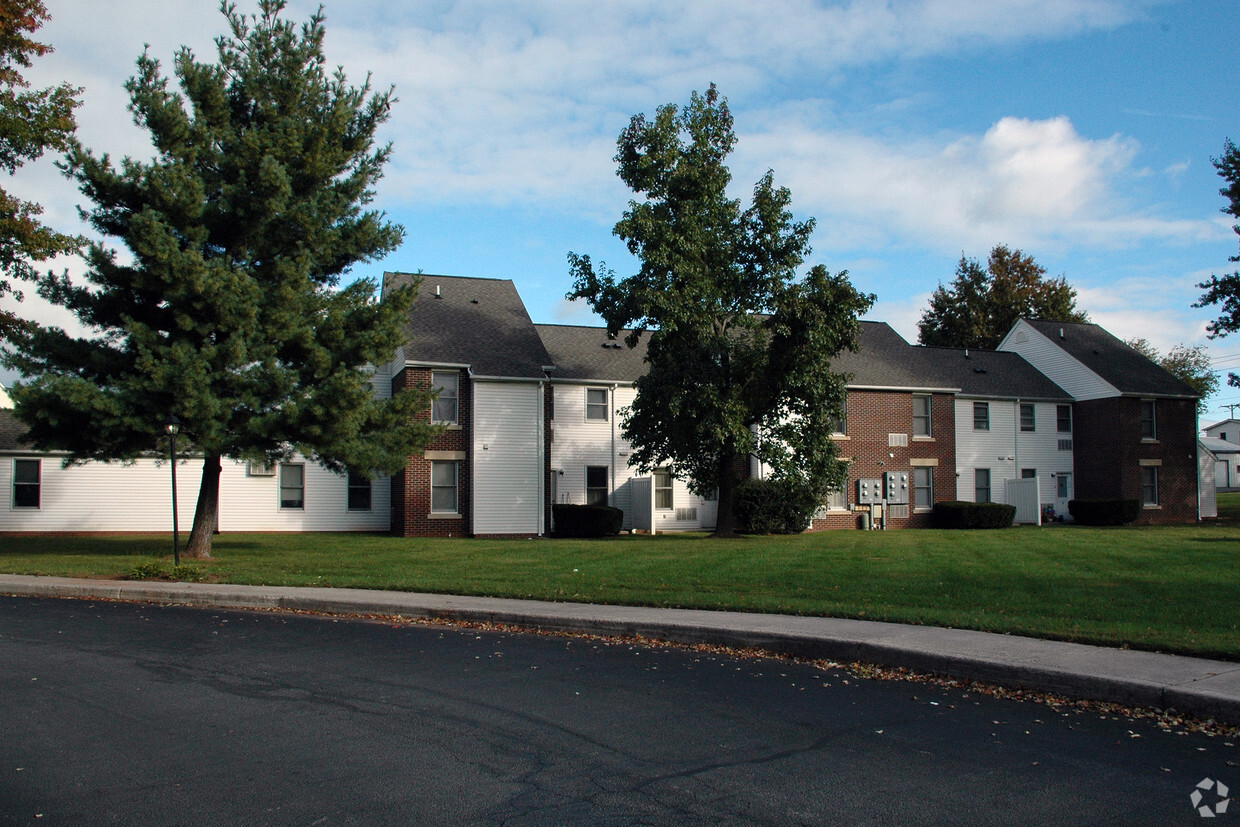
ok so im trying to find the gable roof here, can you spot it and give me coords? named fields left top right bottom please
left=535, top=324, right=649, bottom=382
left=1204, top=418, right=1240, bottom=433
left=831, top=322, right=957, bottom=391
left=1201, top=436, right=1240, bottom=456
left=920, top=346, right=1071, bottom=401
left=1021, top=319, right=1198, bottom=398
left=385, top=273, right=552, bottom=379
left=0, top=409, right=33, bottom=452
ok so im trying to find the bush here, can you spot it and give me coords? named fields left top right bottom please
left=1068, top=498, right=1141, bottom=526
left=932, top=500, right=1016, bottom=529
left=734, top=478, right=819, bottom=535
left=552, top=504, right=624, bottom=537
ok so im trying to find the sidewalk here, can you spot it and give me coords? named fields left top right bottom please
left=3, top=573, right=1238, bottom=726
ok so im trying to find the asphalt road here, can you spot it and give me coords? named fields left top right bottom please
left=0, top=595, right=1234, bottom=825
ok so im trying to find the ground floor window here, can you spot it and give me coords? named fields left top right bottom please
left=654, top=468, right=673, bottom=510
left=825, top=487, right=847, bottom=511
left=431, top=461, right=459, bottom=513
left=347, top=472, right=371, bottom=511
left=913, top=467, right=933, bottom=510
left=1141, top=466, right=1159, bottom=506
left=280, top=463, right=304, bottom=509
left=586, top=465, right=608, bottom=506
left=13, top=459, right=39, bottom=508
left=974, top=469, right=991, bottom=503
left=1021, top=468, right=1036, bottom=479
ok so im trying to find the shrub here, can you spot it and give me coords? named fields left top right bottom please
left=932, top=500, right=1016, bottom=529
left=127, top=562, right=206, bottom=581
left=1068, top=498, right=1141, bottom=526
left=552, top=504, right=624, bottom=537
left=734, top=478, right=819, bottom=535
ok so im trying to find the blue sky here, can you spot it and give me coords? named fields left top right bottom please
left=3, top=0, right=1238, bottom=418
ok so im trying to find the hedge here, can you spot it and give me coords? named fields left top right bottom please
left=1068, top=498, right=1141, bottom=526
left=734, top=478, right=819, bottom=535
left=551, top=504, right=625, bottom=537
left=932, top=500, right=1017, bottom=529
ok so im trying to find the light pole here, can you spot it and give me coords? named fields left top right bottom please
left=164, top=415, right=180, bottom=566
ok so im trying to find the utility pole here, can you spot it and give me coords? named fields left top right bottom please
left=1220, top=403, right=1240, bottom=419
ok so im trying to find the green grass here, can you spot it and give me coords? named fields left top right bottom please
left=3, top=497, right=1239, bottom=660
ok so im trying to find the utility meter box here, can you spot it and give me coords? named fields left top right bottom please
left=857, top=478, right=883, bottom=504
left=884, top=471, right=910, bottom=504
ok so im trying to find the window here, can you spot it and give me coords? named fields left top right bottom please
left=586, top=388, right=608, bottom=421
left=913, top=467, right=933, bottom=510
left=431, top=461, right=458, bottom=513
left=653, top=468, right=673, bottom=510
left=973, top=401, right=990, bottom=431
left=1021, top=468, right=1037, bottom=479
left=1020, top=403, right=1035, bottom=432
left=347, top=472, right=372, bottom=511
left=586, top=465, right=608, bottom=506
left=1057, top=405, right=1072, bottom=433
left=825, top=487, right=848, bottom=511
left=13, top=459, right=39, bottom=508
left=280, top=464, right=304, bottom=509
left=828, top=397, right=847, bottom=435
left=432, top=371, right=459, bottom=424
left=975, top=469, right=991, bottom=503
left=912, top=395, right=931, bottom=437
left=1056, top=473, right=1071, bottom=500
left=1141, top=465, right=1159, bottom=506
left=1140, top=400, right=1156, bottom=440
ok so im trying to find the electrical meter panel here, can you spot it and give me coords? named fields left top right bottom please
left=857, top=478, right=883, bottom=504
left=884, top=471, right=909, bottom=504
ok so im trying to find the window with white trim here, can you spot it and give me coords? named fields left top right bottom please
left=347, top=472, right=372, bottom=511
left=975, top=468, right=991, bottom=503
left=1020, top=403, right=1035, bottom=432
left=280, top=463, right=304, bottom=509
left=431, top=461, right=459, bottom=513
left=973, top=401, right=990, bottom=431
left=586, top=388, right=608, bottom=421
left=1141, top=466, right=1159, bottom=505
left=913, top=467, right=933, bottom=510
left=1140, top=399, right=1156, bottom=440
left=912, top=394, right=931, bottom=437
left=13, top=459, right=40, bottom=508
left=825, top=487, right=847, bottom=511
left=653, top=468, right=673, bottom=510
left=432, top=371, right=459, bottom=424
left=1057, top=404, right=1072, bottom=433
left=586, top=465, right=608, bottom=506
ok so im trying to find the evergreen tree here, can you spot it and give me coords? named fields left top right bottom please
left=1195, top=139, right=1240, bottom=386
left=917, top=245, right=1088, bottom=349
left=4, top=0, right=435, bottom=557
left=0, top=0, right=81, bottom=338
left=568, top=85, right=874, bottom=536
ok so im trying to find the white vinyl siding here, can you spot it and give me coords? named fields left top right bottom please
left=955, top=398, right=1073, bottom=507
left=472, top=381, right=543, bottom=534
left=998, top=320, right=1121, bottom=401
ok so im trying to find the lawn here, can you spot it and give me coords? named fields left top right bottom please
left=2, top=497, right=1238, bottom=660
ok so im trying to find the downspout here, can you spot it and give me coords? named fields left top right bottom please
left=1013, top=399, right=1020, bottom=488
left=610, top=383, right=618, bottom=509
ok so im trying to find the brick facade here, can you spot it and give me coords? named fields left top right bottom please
left=1073, top=396, right=1198, bottom=524
left=809, top=390, right=957, bottom=531
left=390, top=367, right=472, bottom=537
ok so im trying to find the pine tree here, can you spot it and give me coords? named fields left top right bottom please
left=568, top=85, right=874, bottom=536
left=5, top=0, right=435, bottom=557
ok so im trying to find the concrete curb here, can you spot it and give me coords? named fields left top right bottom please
left=3, top=574, right=1238, bottom=726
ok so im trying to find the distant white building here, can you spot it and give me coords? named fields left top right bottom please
left=0, top=384, right=11, bottom=409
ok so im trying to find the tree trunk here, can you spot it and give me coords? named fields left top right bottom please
left=713, top=453, right=740, bottom=537
left=185, top=453, right=221, bottom=559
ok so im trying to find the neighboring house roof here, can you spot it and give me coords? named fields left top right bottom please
left=919, top=347, right=1071, bottom=401
left=832, top=322, right=957, bottom=391
left=1203, top=418, right=1240, bottom=435
left=1021, top=319, right=1199, bottom=398
left=0, top=409, right=33, bottom=452
left=1201, top=436, right=1240, bottom=457
left=384, top=273, right=552, bottom=379
left=535, top=324, right=649, bottom=382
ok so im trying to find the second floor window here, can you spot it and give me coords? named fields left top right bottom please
left=973, top=401, right=990, bottom=431
left=1057, top=404, right=1072, bottom=433
left=912, top=395, right=931, bottom=437
left=586, top=388, right=608, bottom=421
left=1140, top=400, right=1156, bottom=440
left=432, top=372, right=459, bottom=424
left=1020, top=403, right=1035, bottom=432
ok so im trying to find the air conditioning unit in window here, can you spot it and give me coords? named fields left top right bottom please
left=1058, top=439, right=1073, bottom=451
left=675, top=507, right=698, bottom=522
left=248, top=461, right=276, bottom=477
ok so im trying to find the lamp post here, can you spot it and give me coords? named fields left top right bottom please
left=164, top=415, right=181, bottom=566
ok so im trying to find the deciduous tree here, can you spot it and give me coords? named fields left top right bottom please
left=4, top=0, right=435, bottom=557
left=568, top=85, right=874, bottom=536
left=1125, top=338, right=1218, bottom=414
left=1195, top=139, right=1240, bottom=386
left=0, top=0, right=80, bottom=339
left=917, top=245, right=1088, bottom=349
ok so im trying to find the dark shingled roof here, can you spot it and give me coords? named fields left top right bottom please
left=920, top=346, right=1071, bottom=400
left=831, top=322, right=957, bottom=390
left=1022, top=319, right=1199, bottom=398
left=535, top=324, right=649, bottom=382
left=0, top=409, right=33, bottom=452
left=385, top=273, right=552, bottom=379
